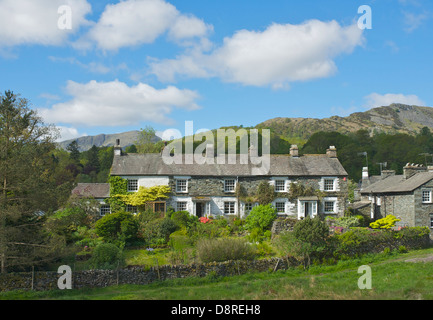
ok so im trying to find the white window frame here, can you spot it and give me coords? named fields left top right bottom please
left=430, top=214, right=433, bottom=229
left=275, top=202, right=286, bottom=214
left=127, top=179, right=139, bottom=192
left=100, top=204, right=111, bottom=216
left=274, top=179, right=286, bottom=192
left=323, top=178, right=336, bottom=192
left=324, top=201, right=336, bottom=213
left=224, top=201, right=236, bottom=215
left=224, top=179, right=236, bottom=193
left=176, top=179, right=188, bottom=193
left=176, top=201, right=188, bottom=212
left=422, top=189, right=432, bottom=204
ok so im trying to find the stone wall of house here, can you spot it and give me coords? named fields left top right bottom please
left=167, top=176, right=348, bottom=218
left=0, top=258, right=298, bottom=292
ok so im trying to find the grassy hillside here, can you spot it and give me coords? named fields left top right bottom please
left=256, top=104, right=433, bottom=145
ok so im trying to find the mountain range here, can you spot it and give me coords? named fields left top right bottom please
left=58, top=103, right=433, bottom=151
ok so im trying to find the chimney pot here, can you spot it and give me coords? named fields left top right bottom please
left=326, top=146, right=337, bottom=158
left=290, top=145, right=299, bottom=157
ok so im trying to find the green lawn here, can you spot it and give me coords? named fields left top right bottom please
left=3, top=247, right=433, bottom=300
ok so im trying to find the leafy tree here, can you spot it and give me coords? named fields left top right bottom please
left=255, top=181, right=276, bottom=205
left=135, top=126, right=163, bottom=154
left=0, top=90, right=71, bottom=272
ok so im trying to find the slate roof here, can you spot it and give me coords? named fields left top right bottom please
left=110, top=154, right=348, bottom=177
left=361, top=171, right=433, bottom=194
left=71, top=183, right=110, bottom=199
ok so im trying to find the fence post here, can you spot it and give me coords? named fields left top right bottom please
left=31, top=266, right=34, bottom=291
left=155, top=258, right=160, bottom=280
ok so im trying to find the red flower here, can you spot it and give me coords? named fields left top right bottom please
left=199, top=217, right=210, bottom=224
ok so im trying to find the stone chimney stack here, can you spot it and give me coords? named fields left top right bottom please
left=290, top=145, right=299, bottom=158
left=403, top=163, right=426, bottom=179
left=381, top=170, right=396, bottom=180
left=114, top=139, right=122, bottom=156
left=326, top=146, right=337, bottom=158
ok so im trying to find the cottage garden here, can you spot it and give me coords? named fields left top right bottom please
left=46, top=178, right=431, bottom=274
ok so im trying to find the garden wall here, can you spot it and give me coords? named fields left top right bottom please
left=0, top=257, right=298, bottom=292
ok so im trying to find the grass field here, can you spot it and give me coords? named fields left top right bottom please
left=2, top=247, right=433, bottom=300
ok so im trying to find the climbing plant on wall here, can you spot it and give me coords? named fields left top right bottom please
left=117, top=186, right=171, bottom=208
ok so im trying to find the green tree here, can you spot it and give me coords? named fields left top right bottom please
left=135, top=126, right=161, bottom=154
left=66, top=140, right=80, bottom=163
left=256, top=181, right=276, bottom=205
left=0, top=90, right=70, bottom=273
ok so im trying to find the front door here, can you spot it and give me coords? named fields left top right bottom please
left=196, top=202, right=203, bottom=218
left=298, top=201, right=317, bottom=219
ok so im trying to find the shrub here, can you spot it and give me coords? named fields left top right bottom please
left=171, top=210, right=191, bottom=228
left=370, top=215, right=401, bottom=229
left=88, top=243, right=125, bottom=270
left=245, top=204, right=277, bottom=233
left=276, top=216, right=330, bottom=267
left=158, top=218, right=179, bottom=241
left=94, top=211, right=139, bottom=245
left=141, top=217, right=178, bottom=246
left=197, top=238, right=256, bottom=263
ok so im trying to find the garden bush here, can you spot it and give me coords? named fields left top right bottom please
left=370, top=215, right=400, bottom=229
left=170, top=210, right=191, bottom=228
left=275, top=216, right=330, bottom=267
left=244, top=204, right=277, bottom=233
left=94, top=211, right=139, bottom=246
left=196, top=238, right=256, bottom=263
left=88, top=243, right=125, bottom=270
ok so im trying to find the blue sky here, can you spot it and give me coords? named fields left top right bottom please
left=0, top=0, right=432, bottom=141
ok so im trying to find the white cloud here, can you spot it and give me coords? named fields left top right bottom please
left=364, top=93, right=426, bottom=109
left=77, top=0, right=213, bottom=51
left=57, top=126, right=87, bottom=142
left=149, top=19, right=364, bottom=88
left=402, top=10, right=430, bottom=33
left=38, top=80, right=201, bottom=127
left=0, top=0, right=91, bottom=47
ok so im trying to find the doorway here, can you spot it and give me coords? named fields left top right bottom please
left=196, top=202, right=203, bottom=218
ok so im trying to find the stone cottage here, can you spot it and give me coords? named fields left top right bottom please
left=353, top=164, right=433, bottom=229
left=72, top=142, right=349, bottom=220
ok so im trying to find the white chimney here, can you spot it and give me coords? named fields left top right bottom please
left=114, top=139, right=122, bottom=156
left=362, top=167, right=369, bottom=180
